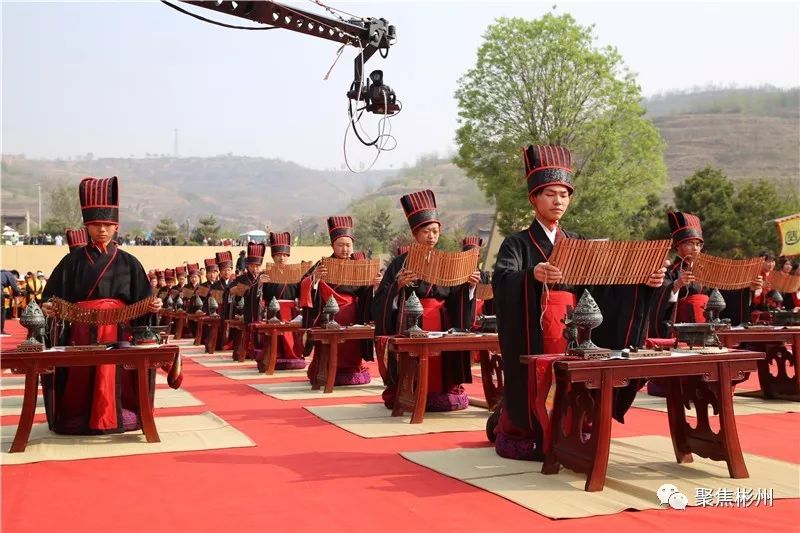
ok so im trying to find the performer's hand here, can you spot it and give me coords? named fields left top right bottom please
left=372, top=270, right=383, bottom=289
left=313, top=265, right=328, bottom=283
left=396, top=269, right=417, bottom=288
left=148, top=297, right=163, bottom=313
left=258, top=273, right=270, bottom=284
left=674, top=271, right=695, bottom=291
left=467, top=270, right=481, bottom=287
left=533, top=262, right=562, bottom=284
left=750, top=275, right=764, bottom=292
left=41, top=301, right=55, bottom=318
left=645, top=267, right=667, bottom=288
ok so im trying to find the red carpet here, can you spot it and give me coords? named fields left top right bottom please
left=2, top=318, right=798, bottom=532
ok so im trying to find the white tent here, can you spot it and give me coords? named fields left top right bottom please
left=239, top=230, right=267, bottom=243
left=2, top=226, right=20, bottom=244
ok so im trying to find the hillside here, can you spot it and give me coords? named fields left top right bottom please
left=2, top=88, right=798, bottom=235
left=0, top=155, right=392, bottom=232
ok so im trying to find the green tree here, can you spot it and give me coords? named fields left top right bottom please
left=454, top=13, right=667, bottom=238
left=192, top=215, right=221, bottom=243
left=368, top=210, right=394, bottom=251
left=41, top=217, right=68, bottom=236
left=152, top=217, right=179, bottom=242
left=46, top=182, right=83, bottom=229
left=732, top=179, right=800, bottom=257
left=673, top=167, right=740, bottom=255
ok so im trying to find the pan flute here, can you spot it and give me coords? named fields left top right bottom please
left=49, top=296, right=153, bottom=325
left=404, top=243, right=479, bottom=287
left=475, top=283, right=494, bottom=300
left=210, top=289, right=224, bottom=302
left=196, top=286, right=210, bottom=298
left=548, top=239, right=671, bottom=285
left=229, top=282, right=252, bottom=298
left=181, top=287, right=195, bottom=299
left=690, top=254, right=763, bottom=290
left=767, top=271, right=800, bottom=293
left=264, top=261, right=312, bottom=284
left=320, top=257, right=381, bottom=286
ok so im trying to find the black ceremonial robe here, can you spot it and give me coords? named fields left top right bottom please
left=40, top=242, right=155, bottom=434
left=372, top=253, right=474, bottom=400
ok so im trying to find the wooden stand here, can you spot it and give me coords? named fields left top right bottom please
left=527, top=351, right=764, bottom=492
left=226, top=319, right=247, bottom=362
left=717, top=329, right=800, bottom=401
left=307, top=326, right=375, bottom=393
left=2, top=345, right=180, bottom=453
left=250, top=322, right=304, bottom=374
left=195, top=315, right=221, bottom=354
left=388, top=334, right=501, bottom=423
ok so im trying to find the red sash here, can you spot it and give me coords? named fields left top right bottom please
left=677, top=293, right=708, bottom=323
left=541, top=290, right=576, bottom=354
left=277, top=299, right=300, bottom=357
left=527, top=354, right=579, bottom=454
left=420, top=298, right=447, bottom=393
left=62, top=298, right=124, bottom=431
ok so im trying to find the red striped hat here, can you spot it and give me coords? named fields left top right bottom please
left=246, top=242, right=266, bottom=265
left=187, top=263, right=200, bottom=276
left=163, top=268, right=176, bottom=281
left=175, top=265, right=187, bottom=277
left=215, top=251, right=233, bottom=269
left=400, top=190, right=440, bottom=232
left=396, top=245, right=410, bottom=256
left=155, top=269, right=164, bottom=280
left=269, top=232, right=291, bottom=256
left=668, top=211, right=704, bottom=246
left=461, top=235, right=483, bottom=250
left=351, top=251, right=367, bottom=260
left=204, top=258, right=219, bottom=272
left=65, top=228, right=88, bottom=250
left=79, top=177, right=119, bottom=224
left=327, top=216, right=355, bottom=244
left=522, top=145, right=574, bottom=200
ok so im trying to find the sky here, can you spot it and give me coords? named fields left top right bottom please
left=2, top=0, right=798, bottom=170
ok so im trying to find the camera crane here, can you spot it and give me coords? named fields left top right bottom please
left=172, top=1, right=399, bottom=115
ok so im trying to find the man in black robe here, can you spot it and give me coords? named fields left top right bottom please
left=300, top=217, right=380, bottom=385
left=491, top=145, right=665, bottom=460
left=257, top=231, right=306, bottom=371
left=230, top=242, right=267, bottom=359
left=41, top=176, right=162, bottom=435
left=372, top=190, right=480, bottom=411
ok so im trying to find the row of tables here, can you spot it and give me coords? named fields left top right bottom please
left=5, top=316, right=797, bottom=493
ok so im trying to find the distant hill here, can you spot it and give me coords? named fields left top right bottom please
left=2, top=88, right=798, bottom=234
left=0, top=156, right=392, bottom=232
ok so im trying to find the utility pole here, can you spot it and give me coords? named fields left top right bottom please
left=37, top=184, right=42, bottom=232
left=174, top=129, right=179, bottom=158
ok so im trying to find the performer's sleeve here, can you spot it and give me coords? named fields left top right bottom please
left=648, top=278, right=676, bottom=339
left=371, top=256, right=404, bottom=335
left=446, top=283, right=475, bottom=330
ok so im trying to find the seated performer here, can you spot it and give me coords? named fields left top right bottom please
left=301, top=216, right=380, bottom=385
left=215, top=250, right=236, bottom=351
left=41, top=176, right=162, bottom=435
left=200, top=258, right=221, bottom=312
left=491, top=145, right=664, bottom=460
left=256, top=232, right=306, bottom=371
left=230, top=242, right=268, bottom=359
left=373, top=190, right=479, bottom=411
left=751, top=251, right=777, bottom=313
left=65, top=228, right=88, bottom=251
left=462, top=235, right=493, bottom=324
left=147, top=270, right=159, bottom=295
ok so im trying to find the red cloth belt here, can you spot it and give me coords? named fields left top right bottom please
left=541, top=290, right=575, bottom=354
left=677, top=293, right=708, bottom=323
left=527, top=354, right=579, bottom=455
left=63, top=298, right=125, bottom=431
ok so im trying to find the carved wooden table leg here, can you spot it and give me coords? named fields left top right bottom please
left=716, top=362, right=749, bottom=478
left=193, top=318, right=203, bottom=345
left=312, top=343, right=330, bottom=391
left=324, top=340, right=339, bottom=394
left=175, top=315, right=185, bottom=340
left=263, top=331, right=280, bottom=375
left=666, top=376, right=694, bottom=464
left=137, top=359, right=160, bottom=443
left=760, top=342, right=799, bottom=400
left=584, top=369, right=614, bottom=492
left=10, top=365, right=39, bottom=453
left=542, top=371, right=568, bottom=476
left=410, top=347, right=430, bottom=424
left=479, top=350, right=504, bottom=411
left=392, top=351, right=414, bottom=417
left=206, top=322, right=219, bottom=354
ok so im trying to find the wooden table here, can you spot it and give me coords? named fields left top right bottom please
left=717, top=328, right=799, bottom=400
left=167, top=310, right=188, bottom=340
left=226, top=318, right=247, bottom=361
left=187, top=312, right=207, bottom=345
left=307, top=326, right=375, bottom=393
left=195, top=315, right=222, bottom=354
left=251, top=322, right=304, bottom=374
left=389, top=334, right=501, bottom=423
left=526, top=351, right=764, bottom=492
left=1, top=345, right=180, bottom=453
